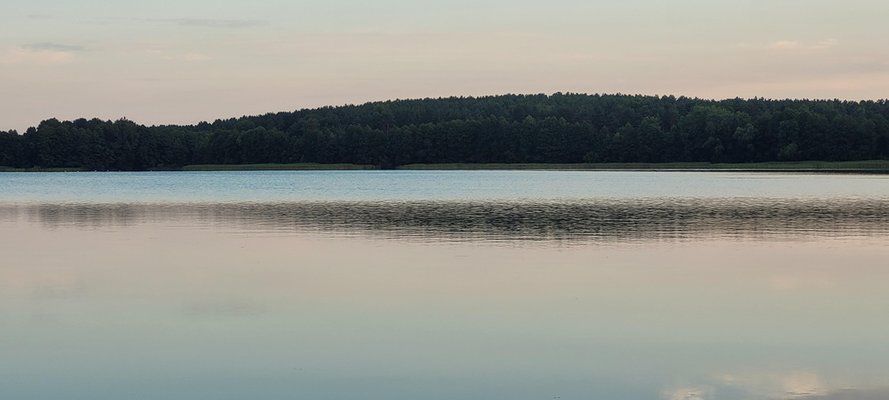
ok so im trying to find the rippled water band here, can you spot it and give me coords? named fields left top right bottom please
left=3, top=198, right=888, bottom=243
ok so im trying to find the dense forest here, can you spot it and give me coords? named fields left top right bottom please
left=1, top=93, right=888, bottom=170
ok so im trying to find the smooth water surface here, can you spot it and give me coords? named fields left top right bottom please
left=2, top=171, right=889, bottom=400
left=3, top=170, right=889, bottom=202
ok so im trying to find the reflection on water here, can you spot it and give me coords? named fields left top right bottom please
left=3, top=201, right=889, bottom=399
left=664, top=371, right=889, bottom=400
left=4, top=198, right=889, bottom=242
left=801, top=388, right=889, bottom=400
left=3, top=171, right=889, bottom=399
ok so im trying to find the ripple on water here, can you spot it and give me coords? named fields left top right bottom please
left=3, top=197, right=889, bottom=244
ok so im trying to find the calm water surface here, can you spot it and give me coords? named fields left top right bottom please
left=2, top=171, right=889, bottom=399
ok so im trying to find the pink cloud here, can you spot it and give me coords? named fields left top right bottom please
left=0, top=46, right=76, bottom=65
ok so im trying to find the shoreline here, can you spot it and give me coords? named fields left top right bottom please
left=2, top=160, right=889, bottom=173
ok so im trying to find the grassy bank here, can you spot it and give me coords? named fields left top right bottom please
left=0, top=166, right=84, bottom=172
left=3, top=160, right=889, bottom=172
left=398, top=160, right=889, bottom=172
left=179, top=163, right=377, bottom=171
left=181, top=160, right=889, bottom=171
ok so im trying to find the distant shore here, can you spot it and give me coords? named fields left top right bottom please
left=397, top=160, right=889, bottom=173
left=3, top=160, right=889, bottom=173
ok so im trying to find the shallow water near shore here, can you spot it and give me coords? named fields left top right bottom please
left=2, top=171, right=889, bottom=399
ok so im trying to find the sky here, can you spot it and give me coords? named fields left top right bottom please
left=2, top=0, right=888, bottom=131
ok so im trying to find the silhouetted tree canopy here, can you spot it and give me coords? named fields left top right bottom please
left=1, top=93, right=888, bottom=170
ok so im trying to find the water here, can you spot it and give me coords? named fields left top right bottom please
left=3, top=170, right=889, bottom=202
left=2, top=171, right=889, bottom=400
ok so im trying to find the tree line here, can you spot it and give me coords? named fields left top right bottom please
left=1, top=93, right=888, bottom=170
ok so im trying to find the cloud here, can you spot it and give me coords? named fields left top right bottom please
left=157, top=18, right=268, bottom=29
left=22, top=42, right=85, bottom=52
left=181, top=52, right=212, bottom=62
left=141, top=48, right=213, bottom=62
left=767, top=40, right=801, bottom=50
left=765, top=39, right=839, bottom=51
left=0, top=46, right=77, bottom=65
left=811, top=39, right=839, bottom=50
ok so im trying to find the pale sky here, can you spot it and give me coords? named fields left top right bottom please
left=2, top=0, right=888, bottom=131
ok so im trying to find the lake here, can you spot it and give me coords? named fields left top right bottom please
left=2, top=171, right=889, bottom=400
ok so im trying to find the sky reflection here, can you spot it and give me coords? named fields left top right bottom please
left=666, top=371, right=889, bottom=400
left=2, top=206, right=889, bottom=399
left=2, top=172, right=889, bottom=399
